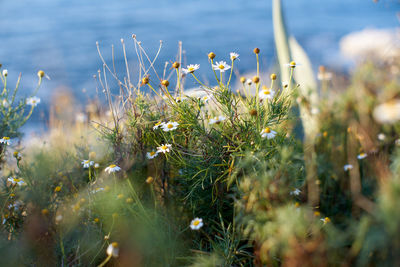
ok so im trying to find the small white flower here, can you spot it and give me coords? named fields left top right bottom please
left=104, top=164, right=121, bottom=173
left=153, top=121, right=164, bottom=130
left=212, top=61, right=231, bottom=73
left=26, top=96, right=41, bottom=107
left=106, top=242, right=119, bottom=258
left=282, top=81, right=289, bottom=88
left=2, top=99, right=9, bottom=108
left=260, top=127, right=277, bottom=139
left=377, top=133, right=386, bottom=141
left=182, top=64, right=200, bottom=74
left=7, top=177, right=26, bottom=186
left=357, top=153, right=367, bottom=160
left=162, top=121, right=179, bottom=132
left=157, top=144, right=172, bottom=154
left=2, top=69, right=8, bottom=77
left=201, top=95, right=210, bottom=103
left=175, top=96, right=186, bottom=103
left=190, top=217, right=204, bottom=230
left=92, top=187, right=105, bottom=193
left=317, top=72, right=333, bottom=81
left=55, top=214, right=63, bottom=222
left=311, top=107, right=320, bottom=115
left=146, top=151, right=158, bottom=159
left=76, top=113, right=87, bottom=123
left=230, top=52, right=239, bottom=61
left=245, top=79, right=252, bottom=85
left=81, top=160, right=94, bottom=168
left=0, top=137, right=11, bottom=145
left=209, top=115, right=226, bottom=125
left=259, top=88, right=276, bottom=100
left=290, top=188, right=301, bottom=196
left=396, top=139, right=400, bottom=146
left=94, top=163, right=100, bottom=169
left=343, top=164, right=353, bottom=171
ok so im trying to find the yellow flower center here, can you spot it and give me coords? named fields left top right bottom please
left=218, top=65, right=225, bottom=70
left=188, top=67, right=194, bottom=72
left=193, top=220, right=200, bottom=226
left=14, top=178, right=20, bottom=182
left=109, top=164, right=116, bottom=168
left=264, top=128, right=271, bottom=133
left=167, top=124, right=173, bottom=129
left=290, top=61, right=296, bottom=67
left=84, top=160, right=90, bottom=164
left=150, top=152, right=156, bottom=156
left=155, top=122, right=161, bottom=126
left=161, top=145, right=167, bottom=150
left=3, top=137, right=9, bottom=140
left=263, top=90, right=270, bottom=95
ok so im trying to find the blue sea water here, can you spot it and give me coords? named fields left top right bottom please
left=0, top=0, right=398, bottom=105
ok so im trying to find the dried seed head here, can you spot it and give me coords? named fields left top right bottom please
left=172, top=62, right=180, bottom=69
left=141, top=77, right=149, bottom=85
left=161, top=80, right=169, bottom=87
left=208, top=52, right=216, bottom=59
left=253, top=48, right=260, bottom=54
left=252, top=76, right=260, bottom=84
left=249, top=109, right=258, bottom=116
left=240, top=77, right=246, bottom=84
left=270, top=73, right=277, bottom=80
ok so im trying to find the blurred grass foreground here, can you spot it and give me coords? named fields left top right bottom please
left=1, top=1, right=400, bottom=266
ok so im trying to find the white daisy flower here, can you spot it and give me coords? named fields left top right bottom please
left=26, top=96, right=41, bottom=107
left=157, top=144, right=172, bottom=154
left=190, top=217, right=204, bottom=230
left=0, top=137, right=11, bottom=145
left=290, top=188, right=301, bottom=196
left=377, top=133, right=386, bottom=141
left=246, top=79, right=252, bottom=85
left=182, top=64, right=200, bottom=74
left=282, top=81, right=289, bottom=88
left=146, top=151, right=158, bottom=159
left=357, top=153, right=367, bottom=160
left=343, top=164, right=353, bottom=171
left=162, top=121, right=179, bottom=132
left=285, top=61, right=300, bottom=68
left=230, top=52, right=239, bottom=61
left=106, top=242, right=119, bottom=258
left=153, top=121, right=164, bottom=130
left=81, top=160, right=94, bottom=168
left=2, top=99, right=9, bottom=108
left=94, top=163, right=100, bottom=169
left=2, top=69, right=8, bottom=77
left=7, top=177, right=26, bottom=186
left=212, top=61, right=231, bottom=73
left=260, top=127, right=277, bottom=139
left=259, top=88, right=276, bottom=100
left=373, top=100, right=400, bottom=124
left=201, top=95, right=210, bottom=103
left=104, top=164, right=121, bottom=173
left=209, top=115, right=226, bottom=125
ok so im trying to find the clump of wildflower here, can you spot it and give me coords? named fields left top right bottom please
left=343, top=164, right=353, bottom=171
left=81, top=160, right=94, bottom=168
left=7, top=177, right=26, bottom=186
left=106, top=242, right=119, bottom=258
left=259, top=87, right=275, bottom=100
left=182, top=64, right=200, bottom=74
left=230, top=52, right=239, bottom=61
left=105, top=164, right=121, bottom=173
left=190, top=217, right=204, bottom=230
left=0, top=137, right=11, bottom=145
left=157, top=144, right=172, bottom=154
left=209, top=115, right=226, bottom=125
left=26, top=96, right=41, bottom=107
left=162, top=121, right=179, bottom=132
left=260, top=127, right=277, bottom=139
left=357, top=153, right=367, bottom=160
left=146, top=151, right=158, bottom=159
left=212, top=61, right=231, bottom=72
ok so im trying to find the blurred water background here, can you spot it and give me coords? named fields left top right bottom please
left=0, top=0, right=398, bottom=127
